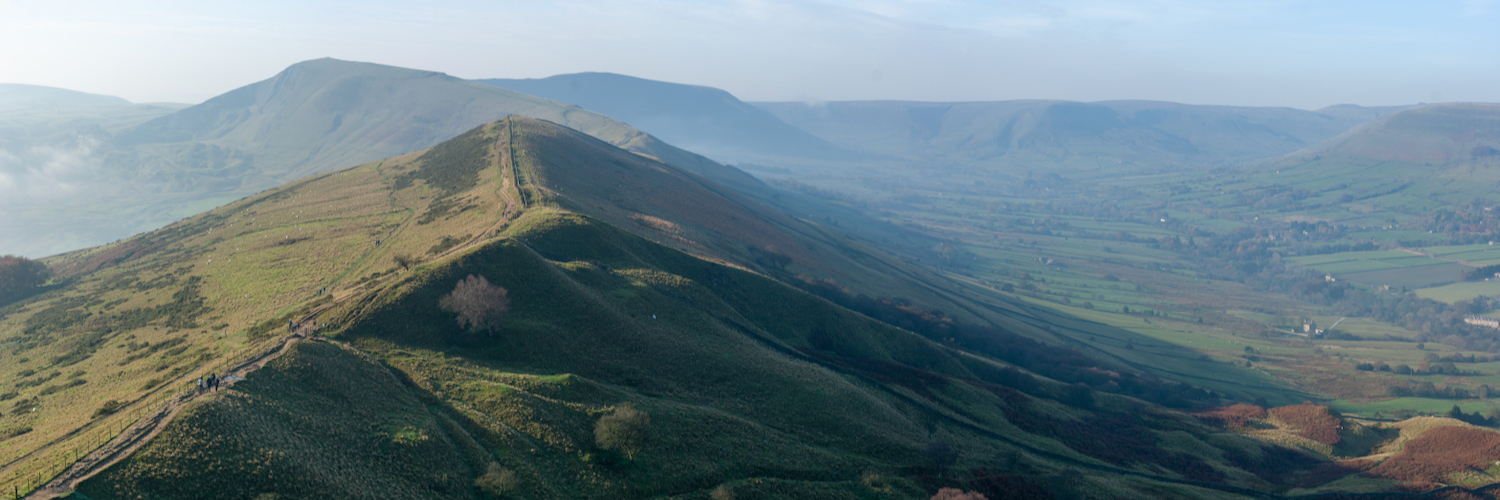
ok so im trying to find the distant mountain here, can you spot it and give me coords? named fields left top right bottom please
left=1313, top=103, right=1412, bottom=124
left=0, top=59, right=758, bottom=257
left=0, top=83, right=131, bottom=112
left=755, top=99, right=1389, bottom=172
left=1318, top=103, right=1500, bottom=162
left=475, top=72, right=861, bottom=163
left=112, top=59, right=724, bottom=185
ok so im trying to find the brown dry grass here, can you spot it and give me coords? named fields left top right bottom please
left=1195, top=404, right=1268, bottom=428
left=1363, top=426, right=1500, bottom=484
left=1269, top=404, right=1343, bottom=446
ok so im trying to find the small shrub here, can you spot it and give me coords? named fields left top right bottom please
left=427, top=235, right=471, bottom=255
left=932, top=488, right=987, bottom=500
left=711, top=484, right=735, bottom=500
left=440, top=275, right=510, bottom=333
left=1, top=426, right=33, bottom=441
left=474, top=462, right=518, bottom=497
left=394, top=253, right=417, bottom=271
left=594, top=404, right=649, bottom=459
left=94, top=399, right=125, bottom=418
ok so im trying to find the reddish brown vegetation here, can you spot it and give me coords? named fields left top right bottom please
left=1364, top=427, right=1500, bottom=483
left=1195, top=404, right=1268, bottom=428
left=931, top=487, right=988, bottom=500
left=1270, top=404, right=1343, bottom=445
left=58, top=239, right=161, bottom=277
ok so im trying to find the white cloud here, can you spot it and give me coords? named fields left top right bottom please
left=0, top=137, right=103, bottom=200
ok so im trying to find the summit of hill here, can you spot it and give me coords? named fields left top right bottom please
left=0, top=84, right=131, bottom=112
left=1318, top=103, right=1500, bottom=163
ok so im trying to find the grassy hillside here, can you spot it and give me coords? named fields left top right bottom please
left=75, top=340, right=482, bottom=500
left=1323, top=103, right=1500, bottom=163
left=0, top=115, right=1392, bottom=499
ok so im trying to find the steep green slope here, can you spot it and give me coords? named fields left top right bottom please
left=497, top=118, right=1280, bottom=404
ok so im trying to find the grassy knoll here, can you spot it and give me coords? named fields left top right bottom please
left=76, top=341, right=482, bottom=500
left=1417, top=281, right=1500, bottom=304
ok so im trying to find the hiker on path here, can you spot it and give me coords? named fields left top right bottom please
left=197, top=377, right=204, bottom=392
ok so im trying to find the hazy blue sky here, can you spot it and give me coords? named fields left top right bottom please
left=2, top=0, right=1497, bottom=109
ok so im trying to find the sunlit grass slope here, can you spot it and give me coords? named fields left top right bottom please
left=0, top=119, right=519, bottom=494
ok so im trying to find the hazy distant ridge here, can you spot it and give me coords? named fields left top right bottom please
left=0, top=83, right=131, bottom=112
left=476, top=72, right=864, bottom=163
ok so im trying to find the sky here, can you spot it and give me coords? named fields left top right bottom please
left=1, top=0, right=1498, bottom=110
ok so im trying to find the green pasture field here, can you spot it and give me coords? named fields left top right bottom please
left=1338, top=263, right=1469, bottom=289
left=1421, top=243, right=1500, bottom=256
left=1416, top=281, right=1500, bottom=304
left=1289, top=250, right=1417, bottom=266
left=1347, top=230, right=1447, bottom=244
left=1310, top=316, right=1417, bottom=340
left=1314, top=260, right=1403, bottom=274
left=1331, top=398, right=1498, bottom=417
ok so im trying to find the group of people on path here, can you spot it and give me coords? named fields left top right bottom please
left=197, top=373, right=222, bottom=392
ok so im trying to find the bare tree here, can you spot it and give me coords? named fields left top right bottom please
left=393, top=253, right=417, bottom=271
left=439, top=274, right=510, bottom=332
